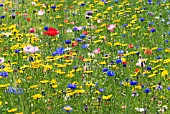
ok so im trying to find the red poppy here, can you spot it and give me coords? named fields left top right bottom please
left=44, top=27, right=59, bottom=37
left=135, top=68, right=139, bottom=73
left=27, top=18, right=31, bottom=22
left=123, top=61, right=127, bottom=65
left=82, top=31, right=88, bottom=35
left=128, top=44, right=134, bottom=48
left=72, top=41, right=78, bottom=47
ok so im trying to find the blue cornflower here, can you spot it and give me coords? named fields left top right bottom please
left=107, top=70, right=115, bottom=76
left=65, top=40, right=71, bottom=44
left=0, top=4, right=3, bottom=7
left=143, top=88, right=151, bottom=93
left=67, top=84, right=77, bottom=89
left=148, top=22, right=154, bottom=26
left=156, top=56, right=161, bottom=59
left=147, top=66, right=152, bottom=70
left=73, top=27, right=78, bottom=31
left=140, top=18, right=144, bottom=22
left=51, top=6, right=56, bottom=9
left=0, top=16, right=5, bottom=19
left=0, top=65, right=5, bottom=69
left=0, top=72, right=8, bottom=77
left=76, top=38, right=82, bottom=42
left=82, top=44, right=89, bottom=49
left=118, top=50, right=124, bottom=54
left=148, top=0, right=153, bottom=4
left=80, top=3, right=85, bottom=6
left=130, top=80, right=138, bottom=86
left=15, top=49, right=20, bottom=53
left=116, top=59, right=122, bottom=64
left=44, top=26, right=49, bottom=31
left=167, top=86, right=170, bottom=90
left=102, top=68, right=109, bottom=72
left=52, top=47, right=65, bottom=56
left=80, top=34, right=86, bottom=39
left=123, top=24, right=128, bottom=27
left=164, top=39, right=168, bottom=43
left=157, top=48, right=163, bottom=52
left=122, top=34, right=126, bottom=37
left=99, top=88, right=105, bottom=92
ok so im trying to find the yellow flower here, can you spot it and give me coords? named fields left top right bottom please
left=159, top=96, right=166, bottom=99
left=165, top=48, right=170, bottom=52
left=52, top=84, right=58, bottom=88
left=66, top=73, right=75, bottom=78
left=83, top=58, right=92, bottom=62
left=0, top=101, right=2, bottom=106
left=74, top=90, right=85, bottom=94
left=161, top=70, right=168, bottom=77
left=50, top=79, right=56, bottom=84
left=16, top=79, right=22, bottom=84
left=30, top=85, right=38, bottom=89
left=148, top=74, right=156, bottom=78
left=123, top=82, right=130, bottom=86
left=107, top=42, right=112, bottom=46
left=114, top=42, right=122, bottom=46
left=84, top=70, right=93, bottom=74
left=102, top=94, right=112, bottom=100
left=15, top=112, right=23, bottom=114
left=86, top=82, right=95, bottom=87
left=163, top=59, right=170, bottom=64
left=0, top=84, right=10, bottom=88
left=32, top=94, right=42, bottom=99
left=99, top=62, right=106, bottom=65
left=40, top=80, right=49, bottom=84
left=95, top=90, right=100, bottom=94
left=7, top=108, right=17, bottom=113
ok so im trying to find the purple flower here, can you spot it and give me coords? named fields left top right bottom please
left=150, top=28, right=156, bottom=32
left=99, top=88, right=105, bottom=92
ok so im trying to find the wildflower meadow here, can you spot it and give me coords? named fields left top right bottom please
left=0, top=0, right=170, bottom=113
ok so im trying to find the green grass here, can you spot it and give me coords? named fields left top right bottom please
left=0, top=0, right=170, bottom=113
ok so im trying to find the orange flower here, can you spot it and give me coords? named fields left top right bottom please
left=69, top=6, right=74, bottom=9
left=144, top=49, right=152, bottom=55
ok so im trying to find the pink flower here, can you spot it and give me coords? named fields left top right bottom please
left=31, top=2, right=36, bottom=6
left=108, top=24, right=116, bottom=30
left=38, top=10, right=45, bottom=15
left=0, top=57, right=5, bottom=64
left=77, top=26, right=82, bottom=30
left=23, top=45, right=39, bottom=53
left=121, top=106, right=126, bottom=109
left=93, top=48, right=100, bottom=54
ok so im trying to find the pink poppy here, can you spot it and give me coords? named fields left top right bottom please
left=93, top=48, right=100, bottom=54
left=108, top=24, right=116, bottom=30
left=38, top=10, right=45, bottom=15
